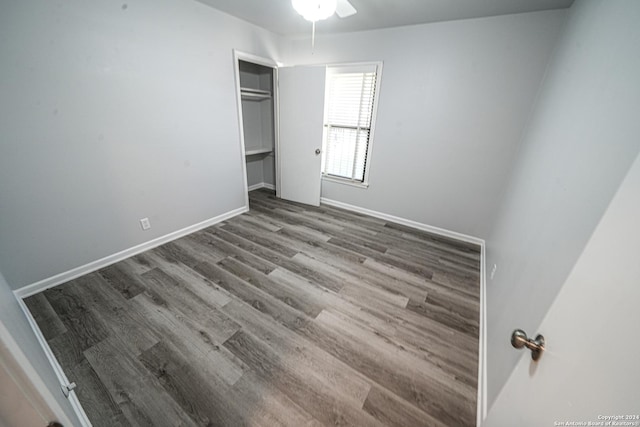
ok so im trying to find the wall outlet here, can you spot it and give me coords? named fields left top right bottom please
left=140, top=217, right=151, bottom=231
left=490, top=263, right=497, bottom=280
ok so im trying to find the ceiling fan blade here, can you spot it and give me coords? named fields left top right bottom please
left=336, top=0, right=357, bottom=18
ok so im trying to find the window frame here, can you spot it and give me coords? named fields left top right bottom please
left=321, top=61, right=383, bottom=189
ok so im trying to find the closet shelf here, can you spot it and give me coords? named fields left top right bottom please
left=241, top=87, right=272, bottom=101
left=245, top=148, right=273, bottom=156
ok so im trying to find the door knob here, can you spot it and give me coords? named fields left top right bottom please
left=511, top=329, right=545, bottom=361
left=315, top=148, right=321, bottom=155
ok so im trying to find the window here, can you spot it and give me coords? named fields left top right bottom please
left=321, top=63, right=382, bottom=186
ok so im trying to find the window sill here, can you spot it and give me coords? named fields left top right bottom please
left=322, top=175, right=369, bottom=189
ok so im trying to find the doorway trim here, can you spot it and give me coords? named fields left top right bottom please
left=12, top=294, right=93, bottom=426
left=232, top=49, right=280, bottom=208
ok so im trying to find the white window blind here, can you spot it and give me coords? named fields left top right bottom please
left=322, top=64, right=380, bottom=183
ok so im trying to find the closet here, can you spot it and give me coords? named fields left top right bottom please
left=236, top=54, right=277, bottom=194
left=234, top=51, right=326, bottom=206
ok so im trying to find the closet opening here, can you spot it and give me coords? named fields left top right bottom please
left=234, top=52, right=279, bottom=203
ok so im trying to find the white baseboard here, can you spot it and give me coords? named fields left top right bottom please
left=477, top=243, right=488, bottom=426
left=319, top=197, right=487, bottom=425
left=248, top=182, right=275, bottom=192
left=320, top=197, right=484, bottom=246
left=13, top=195, right=488, bottom=425
left=14, top=206, right=248, bottom=298
left=12, top=204, right=249, bottom=426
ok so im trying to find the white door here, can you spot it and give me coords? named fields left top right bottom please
left=278, top=66, right=326, bottom=206
left=0, top=323, right=70, bottom=427
left=483, top=153, right=640, bottom=426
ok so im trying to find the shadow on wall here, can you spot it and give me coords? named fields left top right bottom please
left=484, top=0, right=640, bottom=414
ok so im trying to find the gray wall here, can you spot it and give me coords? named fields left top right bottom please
left=0, top=271, right=79, bottom=425
left=0, top=0, right=283, bottom=289
left=246, top=157, right=265, bottom=187
left=284, top=10, right=566, bottom=238
left=245, top=156, right=275, bottom=188
left=485, top=0, right=640, bottom=410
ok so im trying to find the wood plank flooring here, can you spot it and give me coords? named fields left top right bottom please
left=25, top=189, right=481, bottom=427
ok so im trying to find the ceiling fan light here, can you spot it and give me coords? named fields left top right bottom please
left=292, top=0, right=337, bottom=22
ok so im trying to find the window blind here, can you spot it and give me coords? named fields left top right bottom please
left=322, top=64, right=379, bottom=182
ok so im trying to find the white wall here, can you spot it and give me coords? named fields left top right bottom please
left=485, top=0, right=640, bottom=412
left=484, top=151, right=640, bottom=426
left=0, top=0, right=283, bottom=289
left=246, top=157, right=275, bottom=189
left=0, top=272, right=79, bottom=426
left=283, top=10, right=566, bottom=238
left=246, top=158, right=265, bottom=187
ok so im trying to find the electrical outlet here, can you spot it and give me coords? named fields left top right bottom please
left=140, top=217, right=151, bottom=230
left=490, top=263, right=497, bottom=279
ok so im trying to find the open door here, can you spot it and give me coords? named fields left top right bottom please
left=0, top=322, right=71, bottom=427
left=278, top=66, right=326, bottom=206
left=483, top=153, right=640, bottom=426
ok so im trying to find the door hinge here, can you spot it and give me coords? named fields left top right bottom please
left=61, top=382, right=77, bottom=398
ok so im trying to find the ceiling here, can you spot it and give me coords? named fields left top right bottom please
left=195, top=0, right=574, bottom=36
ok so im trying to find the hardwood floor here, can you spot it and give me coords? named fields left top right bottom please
left=25, top=189, right=481, bottom=427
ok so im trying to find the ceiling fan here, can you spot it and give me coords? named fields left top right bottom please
left=292, top=0, right=357, bottom=21
left=292, top=0, right=357, bottom=47
left=335, top=0, right=357, bottom=18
